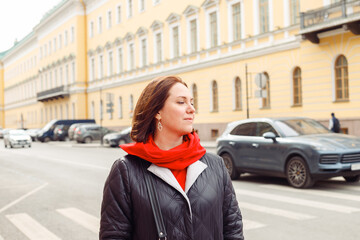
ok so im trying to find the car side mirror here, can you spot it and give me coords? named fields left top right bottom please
left=263, top=132, right=277, bottom=142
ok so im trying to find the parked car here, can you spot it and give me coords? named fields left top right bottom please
left=68, top=123, right=96, bottom=140
left=4, top=129, right=32, bottom=148
left=53, top=124, right=71, bottom=141
left=74, top=124, right=114, bottom=143
left=0, top=128, right=4, bottom=138
left=25, top=128, right=40, bottom=141
left=216, top=117, right=360, bottom=188
left=103, top=127, right=132, bottom=147
left=37, top=119, right=96, bottom=142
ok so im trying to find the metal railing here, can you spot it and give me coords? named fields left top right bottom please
left=37, top=85, right=69, bottom=101
left=300, top=0, right=359, bottom=29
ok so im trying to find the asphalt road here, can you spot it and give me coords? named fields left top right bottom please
left=0, top=140, right=359, bottom=240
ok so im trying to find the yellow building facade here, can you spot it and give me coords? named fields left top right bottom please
left=0, top=0, right=360, bottom=140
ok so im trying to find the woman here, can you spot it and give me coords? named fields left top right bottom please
left=100, top=76, right=244, bottom=240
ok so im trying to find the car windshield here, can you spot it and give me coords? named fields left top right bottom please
left=120, top=127, right=131, bottom=134
left=42, top=119, right=57, bottom=131
left=9, top=130, right=26, bottom=135
left=275, top=119, right=330, bottom=137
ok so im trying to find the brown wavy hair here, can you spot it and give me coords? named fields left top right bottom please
left=130, top=76, right=188, bottom=143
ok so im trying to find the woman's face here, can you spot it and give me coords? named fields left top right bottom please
left=156, top=82, right=195, bottom=137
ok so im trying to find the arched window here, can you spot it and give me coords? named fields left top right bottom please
left=234, top=77, right=242, bottom=110
left=192, top=84, right=198, bottom=113
left=118, top=96, right=123, bottom=119
left=293, top=67, right=302, bottom=106
left=129, top=94, right=134, bottom=118
left=335, top=55, right=349, bottom=100
left=100, top=100, right=103, bottom=120
left=91, top=101, right=95, bottom=119
left=262, top=72, right=270, bottom=108
left=212, top=80, right=219, bottom=112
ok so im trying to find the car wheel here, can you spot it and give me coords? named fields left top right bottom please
left=221, top=153, right=239, bottom=180
left=286, top=156, right=314, bottom=188
left=29, top=144, right=32, bottom=148
left=9, top=143, right=13, bottom=148
left=84, top=137, right=92, bottom=144
left=4, top=143, right=7, bottom=148
left=44, top=137, right=51, bottom=142
left=343, top=175, right=360, bottom=182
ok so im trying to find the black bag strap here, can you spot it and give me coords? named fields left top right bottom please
left=141, top=161, right=167, bottom=240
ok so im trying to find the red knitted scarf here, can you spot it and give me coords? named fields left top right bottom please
left=121, top=132, right=206, bottom=190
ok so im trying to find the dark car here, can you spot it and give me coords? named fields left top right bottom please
left=74, top=124, right=113, bottom=143
left=53, top=124, right=70, bottom=141
left=103, top=127, right=132, bottom=147
left=216, top=117, right=360, bottom=188
left=37, top=119, right=96, bottom=142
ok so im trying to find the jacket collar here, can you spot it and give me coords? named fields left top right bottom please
left=147, top=160, right=208, bottom=218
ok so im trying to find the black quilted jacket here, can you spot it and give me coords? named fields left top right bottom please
left=100, top=152, right=244, bottom=240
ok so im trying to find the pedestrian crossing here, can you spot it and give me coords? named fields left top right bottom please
left=0, top=183, right=359, bottom=239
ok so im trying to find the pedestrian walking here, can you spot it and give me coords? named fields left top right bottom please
left=329, top=112, right=341, bottom=133
left=99, top=75, right=244, bottom=239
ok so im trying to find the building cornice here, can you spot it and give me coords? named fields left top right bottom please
left=87, top=37, right=300, bottom=93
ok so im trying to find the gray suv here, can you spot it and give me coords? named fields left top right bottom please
left=74, top=124, right=113, bottom=143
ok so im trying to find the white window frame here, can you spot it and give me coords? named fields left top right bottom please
left=91, top=101, right=95, bottom=119
left=98, top=16, right=103, bottom=34
left=59, top=67, right=63, bottom=85
left=186, top=15, right=200, bottom=54
left=89, top=20, right=94, bottom=37
left=90, top=57, right=95, bottom=81
left=59, top=34, right=62, bottom=48
left=64, top=30, right=68, bottom=46
left=139, top=0, right=145, bottom=12
left=139, top=36, right=148, bottom=67
left=49, top=41, right=52, bottom=55
left=71, top=61, right=76, bottom=83
left=153, top=0, right=161, bottom=6
left=117, top=46, right=124, bottom=73
left=65, top=64, right=69, bottom=85
left=72, top=102, right=75, bottom=119
left=153, top=30, right=163, bottom=63
left=227, top=0, right=245, bottom=42
left=254, top=0, right=274, bottom=35
left=98, top=54, right=104, bottom=78
left=118, top=96, right=123, bottom=119
left=129, top=94, right=134, bottom=118
left=205, top=8, right=220, bottom=48
left=71, top=26, right=75, bottom=43
left=127, top=0, right=133, bottom=18
left=108, top=50, right=114, bottom=76
left=127, top=41, right=135, bottom=71
left=107, top=10, right=112, bottom=29
left=53, top=38, right=57, bottom=52
left=170, top=23, right=181, bottom=58
left=232, top=77, right=242, bottom=110
left=116, top=4, right=122, bottom=24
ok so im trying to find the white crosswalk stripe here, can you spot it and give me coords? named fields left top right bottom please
left=243, top=219, right=266, bottom=230
left=235, top=189, right=360, bottom=213
left=56, top=208, right=99, bottom=234
left=261, top=184, right=360, bottom=202
left=239, top=201, right=315, bottom=220
left=6, top=213, right=61, bottom=240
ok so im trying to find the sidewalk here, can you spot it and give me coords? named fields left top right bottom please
left=47, top=140, right=217, bottom=149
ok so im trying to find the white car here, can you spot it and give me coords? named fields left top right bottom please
left=4, top=129, right=32, bottom=148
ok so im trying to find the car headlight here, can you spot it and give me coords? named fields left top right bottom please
left=311, top=144, right=336, bottom=151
